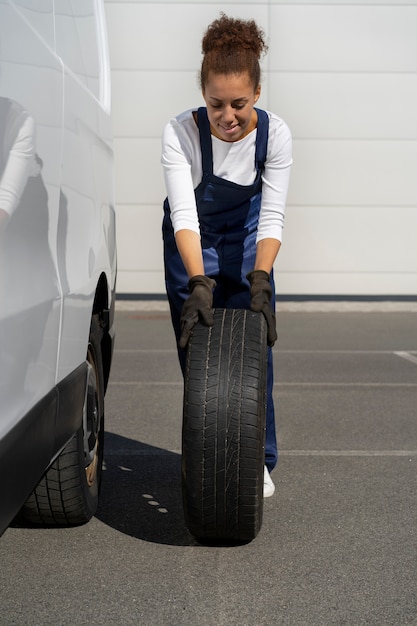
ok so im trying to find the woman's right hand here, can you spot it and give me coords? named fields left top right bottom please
left=179, top=275, right=216, bottom=349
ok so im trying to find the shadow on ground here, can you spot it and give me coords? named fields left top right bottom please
left=96, top=431, right=195, bottom=546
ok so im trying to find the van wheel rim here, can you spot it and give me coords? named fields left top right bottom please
left=83, top=349, right=100, bottom=487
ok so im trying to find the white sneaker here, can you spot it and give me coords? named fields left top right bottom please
left=264, top=466, right=275, bottom=498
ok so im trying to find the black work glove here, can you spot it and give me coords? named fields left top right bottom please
left=179, top=275, right=216, bottom=349
left=246, top=270, right=277, bottom=347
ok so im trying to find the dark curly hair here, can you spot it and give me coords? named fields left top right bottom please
left=199, top=14, right=268, bottom=92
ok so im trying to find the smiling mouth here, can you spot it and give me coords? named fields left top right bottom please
left=220, top=124, right=239, bottom=133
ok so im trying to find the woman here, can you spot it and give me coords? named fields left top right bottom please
left=162, top=14, right=292, bottom=497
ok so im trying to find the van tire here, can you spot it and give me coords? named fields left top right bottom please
left=182, top=308, right=268, bottom=542
left=19, top=315, right=105, bottom=525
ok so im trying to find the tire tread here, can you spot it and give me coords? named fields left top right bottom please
left=182, top=308, right=267, bottom=541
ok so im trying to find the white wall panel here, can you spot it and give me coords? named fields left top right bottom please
left=111, top=71, right=204, bottom=137
left=116, top=269, right=166, bottom=294
left=269, top=5, right=417, bottom=72
left=279, top=206, right=417, bottom=272
left=270, top=0, right=416, bottom=4
left=288, top=140, right=417, bottom=208
left=275, top=272, right=417, bottom=297
left=269, top=73, right=417, bottom=140
left=113, top=137, right=164, bottom=204
left=116, top=205, right=164, bottom=267
left=116, top=203, right=166, bottom=293
left=108, top=0, right=268, bottom=4
left=106, top=3, right=268, bottom=70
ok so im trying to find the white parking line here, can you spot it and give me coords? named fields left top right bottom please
left=108, top=381, right=182, bottom=386
left=279, top=450, right=417, bottom=457
left=116, top=300, right=417, bottom=313
left=108, top=381, right=416, bottom=387
left=104, top=448, right=417, bottom=457
left=394, top=351, right=417, bottom=366
left=114, top=348, right=415, bottom=355
left=276, top=382, right=416, bottom=387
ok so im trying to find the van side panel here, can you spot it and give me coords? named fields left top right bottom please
left=8, top=0, right=55, bottom=50
left=54, top=0, right=116, bottom=383
left=0, top=1, right=63, bottom=437
left=0, top=1, right=116, bottom=534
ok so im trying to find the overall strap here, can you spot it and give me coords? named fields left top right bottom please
left=197, top=107, right=213, bottom=176
left=254, top=108, right=269, bottom=173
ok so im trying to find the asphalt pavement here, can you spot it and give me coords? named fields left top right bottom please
left=0, top=301, right=416, bottom=625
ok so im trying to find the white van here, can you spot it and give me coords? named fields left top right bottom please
left=0, top=0, right=116, bottom=534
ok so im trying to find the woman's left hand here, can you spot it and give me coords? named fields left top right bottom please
left=246, top=270, right=277, bottom=347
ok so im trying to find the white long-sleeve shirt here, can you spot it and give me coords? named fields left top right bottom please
left=161, top=108, right=292, bottom=243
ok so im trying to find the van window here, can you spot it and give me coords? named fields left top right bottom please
left=54, top=0, right=107, bottom=107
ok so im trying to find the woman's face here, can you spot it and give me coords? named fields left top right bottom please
left=202, top=71, right=261, bottom=142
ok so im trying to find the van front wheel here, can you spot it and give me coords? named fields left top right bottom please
left=19, top=314, right=105, bottom=525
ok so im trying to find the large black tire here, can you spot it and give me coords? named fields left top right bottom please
left=19, top=314, right=105, bottom=525
left=182, top=308, right=268, bottom=542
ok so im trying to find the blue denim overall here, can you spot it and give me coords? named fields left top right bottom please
left=163, top=107, right=277, bottom=471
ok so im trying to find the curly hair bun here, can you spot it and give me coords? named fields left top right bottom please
left=200, top=14, right=268, bottom=90
left=202, top=14, right=267, bottom=59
